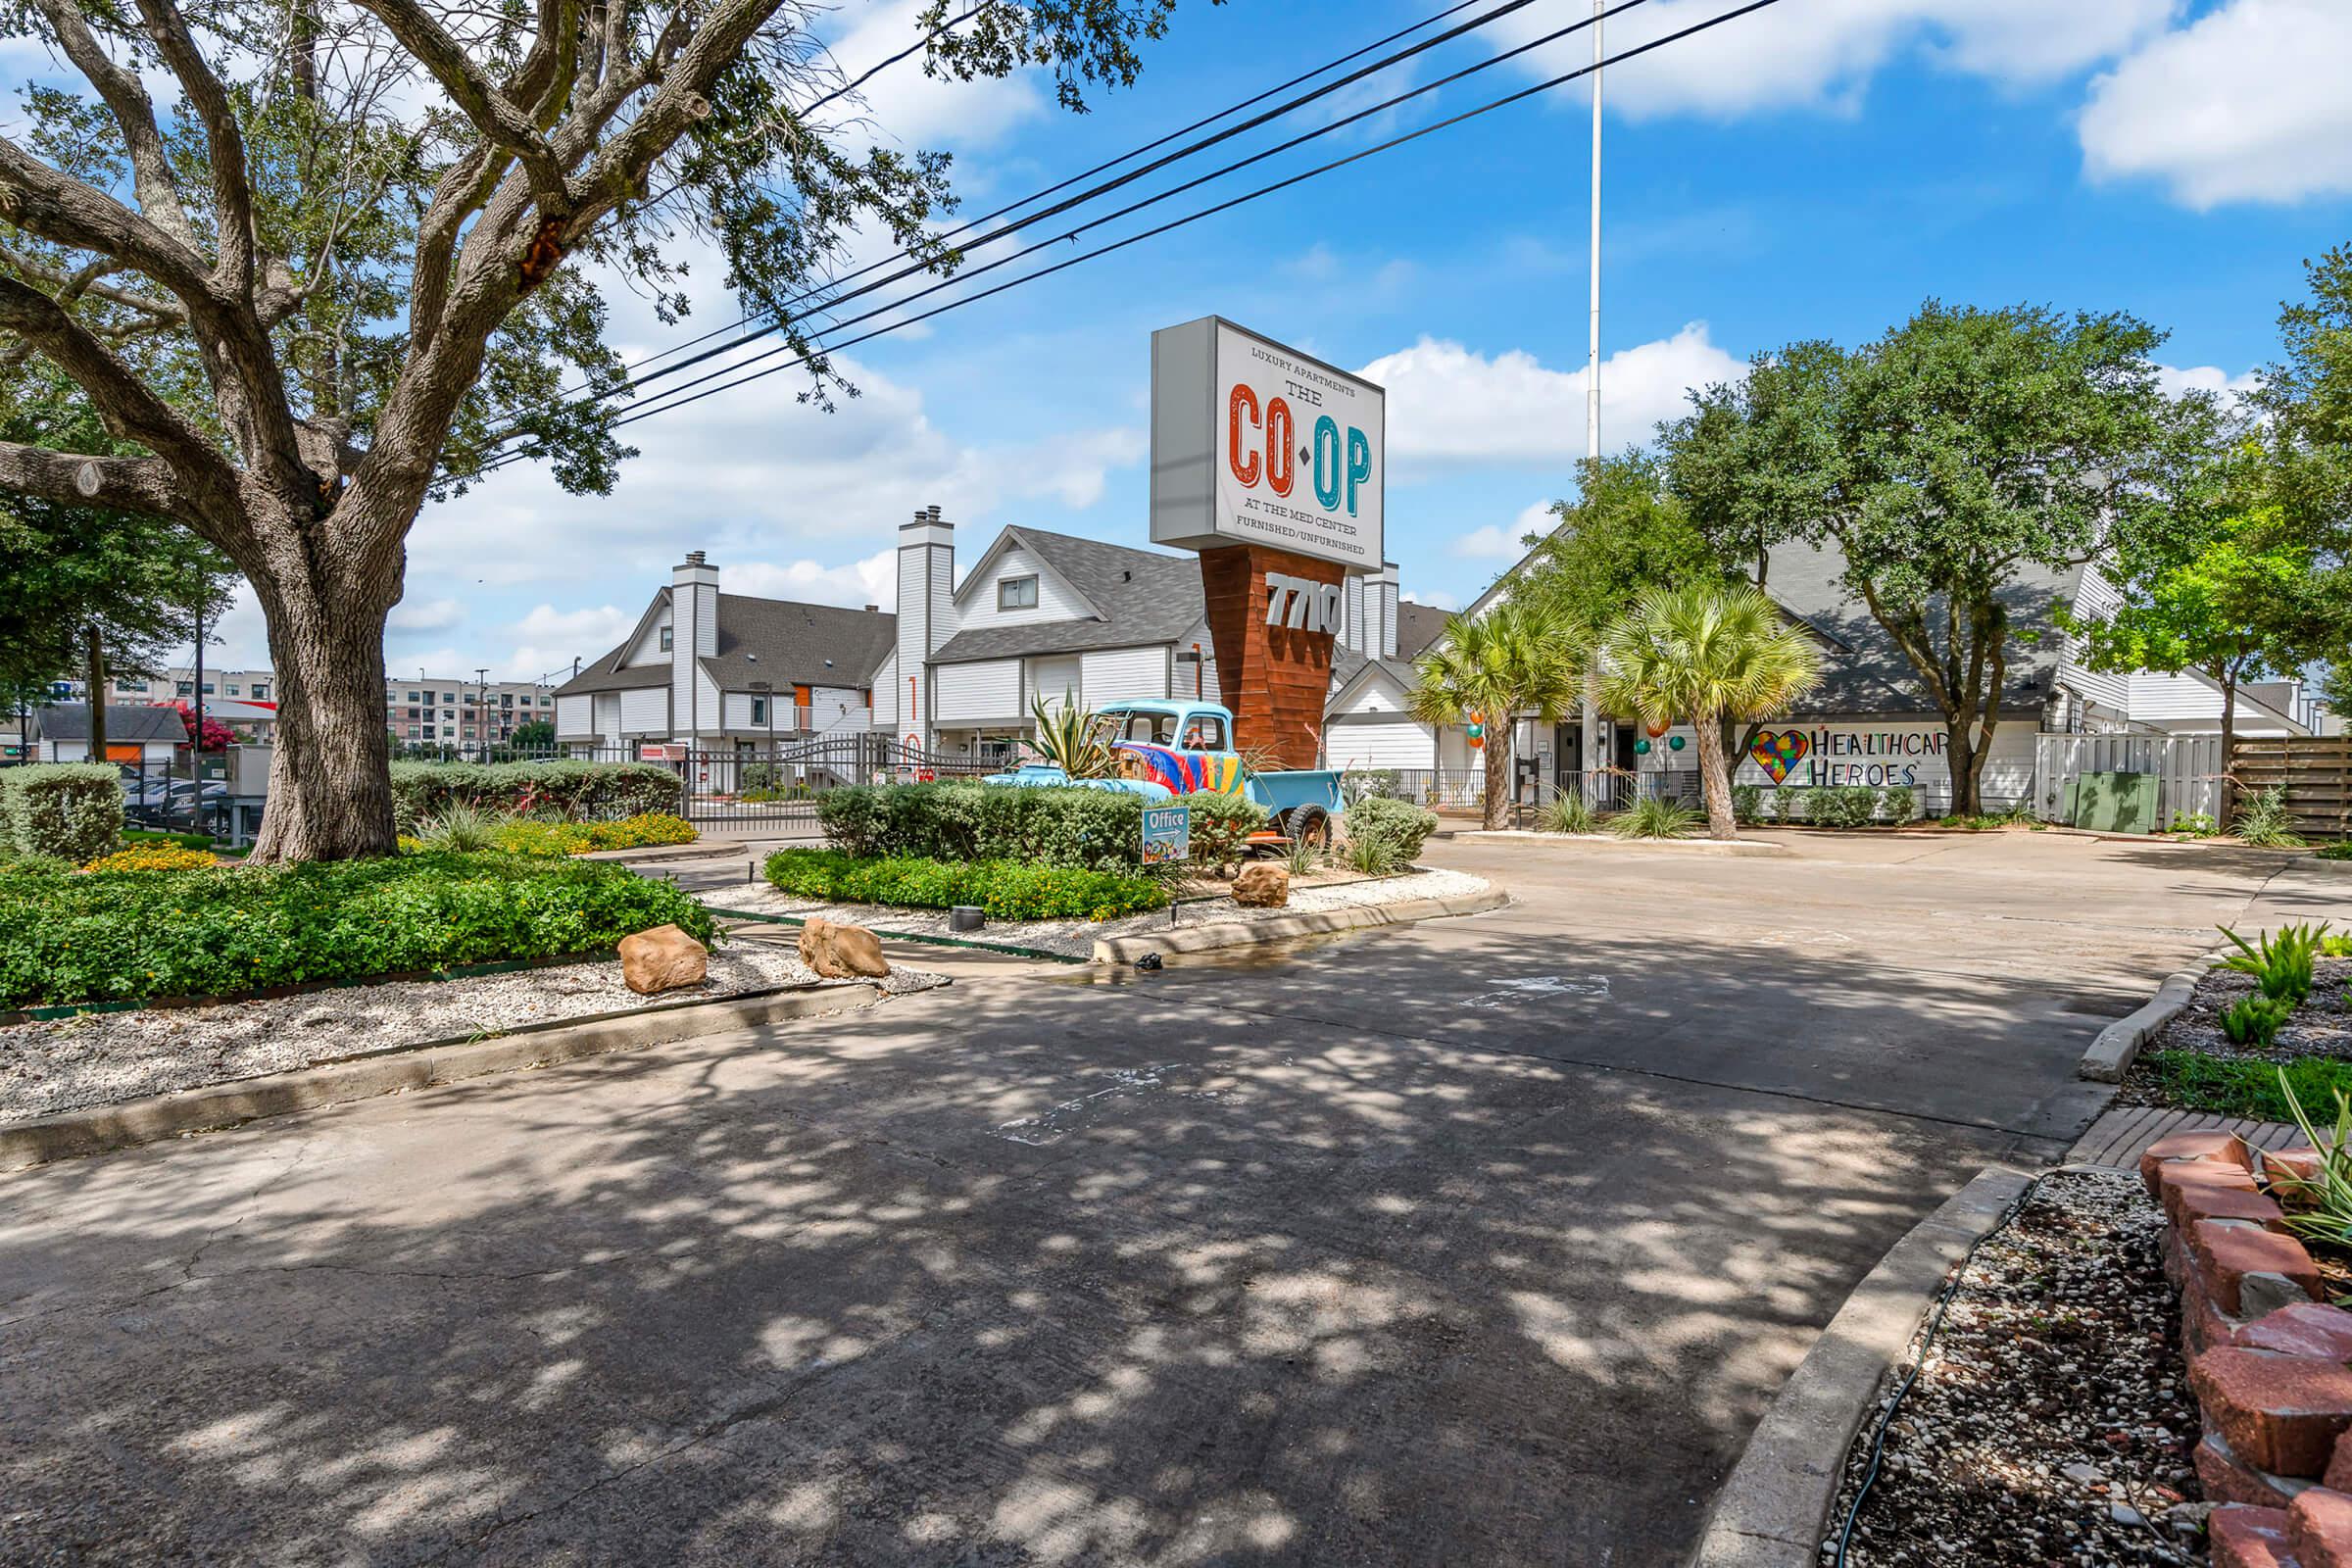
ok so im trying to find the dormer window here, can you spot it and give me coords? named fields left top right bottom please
left=998, top=575, right=1039, bottom=612
left=659, top=626, right=673, bottom=652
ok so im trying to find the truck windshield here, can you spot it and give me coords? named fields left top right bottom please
left=1093, top=710, right=1177, bottom=746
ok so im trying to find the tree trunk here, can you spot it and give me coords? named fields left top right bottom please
left=1694, top=710, right=1737, bottom=840
left=247, top=556, right=400, bottom=862
left=1482, top=723, right=1511, bottom=831
left=1945, top=717, right=1980, bottom=818
left=84, top=624, right=106, bottom=762
left=2218, top=668, right=2239, bottom=830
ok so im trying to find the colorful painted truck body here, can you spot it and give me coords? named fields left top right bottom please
left=983, top=700, right=1345, bottom=843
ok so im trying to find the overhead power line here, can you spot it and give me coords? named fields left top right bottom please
left=498, top=0, right=1559, bottom=430
left=483, top=0, right=1788, bottom=471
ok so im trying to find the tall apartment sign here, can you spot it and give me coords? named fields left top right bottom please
left=1150, top=317, right=1385, bottom=575
left=1264, top=571, right=1344, bottom=635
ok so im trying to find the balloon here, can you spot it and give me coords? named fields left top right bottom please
left=1667, top=735, right=1687, bottom=752
left=1644, top=719, right=1669, bottom=739
left=1634, top=738, right=1651, bottom=756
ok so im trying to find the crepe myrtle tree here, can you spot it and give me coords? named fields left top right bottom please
left=0, top=0, right=1197, bottom=861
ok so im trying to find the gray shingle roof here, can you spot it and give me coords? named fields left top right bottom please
left=35, top=704, right=186, bottom=743
left=557, top=592, right=897, bottom=697
left=1759, top=541, right=2079, bottom=717
left=1396, top=601, right=1449, bottom=661
left=929, top=528, right=1205, bottom=664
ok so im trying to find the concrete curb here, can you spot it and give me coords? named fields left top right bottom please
left=2078, top=965, right=2210, bottom=1083
left=0, top=984, right=887, bottom=1170
left=1456, top=829, right=1793, bottom=858
left=1685, top=1163, right=2037, bottom=1568
left=1091, top=887, right=1510, bottom=963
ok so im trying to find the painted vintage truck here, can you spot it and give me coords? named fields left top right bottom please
left=983, top=699, right=1346, bottom=845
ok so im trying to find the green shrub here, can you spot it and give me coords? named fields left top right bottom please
left=815, top=782, right=1152, bottom=871
left=0, top=763, right=123, bottom=862
left=1774, top=787, right=1812, bottom=824
left=1187, top=792, right=1269, bottom=874
left=1611, top=796, right=1699, bottom=839
left=387, top=760, right=683, bottom=831
left=2233, top=785, right=2305, bottom=849
left=2316, top=840, right=2352, bottom=862
left=1544, top=792, right=1599, bottom=835
left=1879, top=785, right=1918, bottom=823
left=2222, top=921, right=2328, bottom=1004
left=0, top=852, right=713, bottom=1009
left=1343, top=796, right=1438, bottom=869
left=490, top=812, right=699, bottom=857
left=763, top=848, right=1165, bottom=920
left=2170, top=809, right=2218, bottom=837
left=2222, top=993, right=2296, bottom=1050
left=1810, top=785, right=1880, bottom=829
left=1729, top=784, right=1763, bottom=826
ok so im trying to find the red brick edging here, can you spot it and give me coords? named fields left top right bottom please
left=2146, top=1130, right=2352, bottom=1565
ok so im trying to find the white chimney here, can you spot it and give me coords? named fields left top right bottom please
left=895, top=506, right=955, bottom=750
left=671, top=550, right=719, bottom=743
left=1375, top=562, right=1400, bottom=660
left=1342, top=574, right=1369, bottom=657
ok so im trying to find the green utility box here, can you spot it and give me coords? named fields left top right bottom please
left=2068, top=769, right=2159, bottom=834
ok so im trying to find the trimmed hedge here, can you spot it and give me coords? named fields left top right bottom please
left=1, top=762, right=122, bottom=862
left=818, top=783, right=1148, bottom=871
left=388, top=760, right=683, bottom=831
left=1343, top=796, right=1439, bottom=866
left=0, top=851, right=715, bottom=1009
left=765, top=848, right=1166, bottom=921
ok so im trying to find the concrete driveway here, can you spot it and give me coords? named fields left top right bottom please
left=2, top=830, right=2338, bottom=1565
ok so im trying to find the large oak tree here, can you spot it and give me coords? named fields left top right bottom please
left=0, top=0, right=1191, bottom=859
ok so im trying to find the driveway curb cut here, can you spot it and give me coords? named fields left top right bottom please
left=2077, top=965, right=2210, bottom=1083
left=1456, top=830, right=1793, bottom=857
left=1686, top=1163, right=2038, bottom=1568
left=1090, top=887, right=1510, bottom=963
left=0, top=985, right=887, bottom=1170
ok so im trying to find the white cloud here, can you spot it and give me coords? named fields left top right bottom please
left=387, top=597, right=466, bottom=634
left=1360, top=324, right=1743, bottom=470
left=1490, top=0, right=2174, bottom=121
left=729, top=549, right=899, bottom=610
left=1400, top=590, right=1461, bottom=612
left=2080, top=0, right=2352, bottom=208
left=808, top=0, right=1044, bottom=151
left=2155, top=362, right=2263, bottom=404
left=1452, top=523, right=1524, bottom=560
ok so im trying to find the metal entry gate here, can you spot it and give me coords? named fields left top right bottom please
left=674, top=736, right=998, bottom=828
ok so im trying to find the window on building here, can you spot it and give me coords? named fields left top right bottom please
left=114, top=679, right=142, bottom=694
left=749, top=696, right=768, bottom=726
left=176, top=681, right=193, bottom=696
left=226, top=684, right=240, bottom=696
left=406, top=690, right=420, bottom=703
left=502, top=693, right=513, bottom=707
left=422, top=724, right=436, bottom=738
left=199, top=683, right=215, bottom=695
left=660, top=626, right=673, bottom=652
left=998, top=575, right=1039, bottom=611
left=443, top=709, right=455, bottom=720
left=251, top=683, right=269, bottom=701
left=406, top=725, right=418, bottom=738
left=441, top=691, right=455, bottom=703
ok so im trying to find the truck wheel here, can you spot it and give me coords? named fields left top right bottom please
left=1288, top=808, right=1332, bottom=850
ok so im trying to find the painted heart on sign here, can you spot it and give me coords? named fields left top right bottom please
left=1748, top=728, right=1810, bottom=785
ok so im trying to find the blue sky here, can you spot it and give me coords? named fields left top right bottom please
left=202, top=0, right=2352, bottom=678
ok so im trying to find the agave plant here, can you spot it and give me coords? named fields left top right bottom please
left=2270, top=1070, right=2352, bottom=1251
left=1026, top=696, right=1118, bottom=779
left=2222, top=921, right=2328, bottom=1004
left=1541, top=792, right=1598, bottom=835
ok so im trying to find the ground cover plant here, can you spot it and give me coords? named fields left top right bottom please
left=2125, top=922, right=2352, bottom=1115
left=764, top=849, right=1165, bottom=921
left=0, top=854, right=714, bottom=1010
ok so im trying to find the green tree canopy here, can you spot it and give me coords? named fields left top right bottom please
left=1406, top=600, right=1579, bottom=830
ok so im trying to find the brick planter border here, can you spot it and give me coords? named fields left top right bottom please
left=2144, top=1130, right=2352, bottom=1566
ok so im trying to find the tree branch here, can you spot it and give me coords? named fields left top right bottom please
left=133, top=0, right=260, bottom=290
left=0, top=138, right=213, bottom=304
left=352, top=0, right=573, bottom=211
left=0, top=440, right=191, bottom=520
left=0, top=272, right=240, bottom=519
left=22, top=0, right=202, bottom=252
left=0, top=242, right=186, bottom=325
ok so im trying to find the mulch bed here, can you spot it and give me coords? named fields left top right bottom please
left=1823, top=1169, right=2208, bottom=1567
left=2132, top=957, right=2352, bottom=1068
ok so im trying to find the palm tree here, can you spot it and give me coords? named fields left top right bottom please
left=1407, top=602, right=1581, bottom=830
left=1599, top=580, right=1825, bottom=840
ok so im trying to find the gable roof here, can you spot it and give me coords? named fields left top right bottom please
left=930, top=527, right=1206, bottom=664
left=557, top=590, right=897, bottom=697
left=1396, top=601, right=1449, bottom=661
left=36, top=703, right=185, bottom=743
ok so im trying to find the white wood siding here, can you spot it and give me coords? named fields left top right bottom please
left=591, top=692, right=621, bottom=744
left=871, top=653, right=898, bottom=731
left=618, top=686, right=668, bottom=735
left=1323, top=715, right=1438, bottom=770
left=2059, top=567, right=2132, bottom=712
left=2125, top=670, right=2226, bottom=723
left=957, top=543, right=1093, bottom=628
left=624, top=600, right=672, bottom=668
left=556, top=694, right=594, bottom=737
left=936, top=660, right=1023, bottom=723
left=720, top=690, right=760, bottom=730
left=1080, top=647, right=1167, bottom=706
left=810, top=686, right=871, bottom=733
left=1332, top=666, right=1412, bottom=717
left=1028, top=655, right=1083, bottom=715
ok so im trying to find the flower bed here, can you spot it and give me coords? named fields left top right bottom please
left=2140, top=1130, right=2352, bottom=1566
left=0, top=852, right=714, bottom=1011
left=488, top=812, right=699, bottom=857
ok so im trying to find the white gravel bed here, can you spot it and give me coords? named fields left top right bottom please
left=0, top=946, right=945, bottom=1126
left=1824, top=1167, right=2205, bottom=1567
left=709, top=865, right=1493, bottom=958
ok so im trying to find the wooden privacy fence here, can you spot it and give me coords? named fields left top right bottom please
left=2034, top=732, right=2223, bottom=830
left=2230, top=736, right=2352, bottom=840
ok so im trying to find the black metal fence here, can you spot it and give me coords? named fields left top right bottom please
left=1343, top=765, right=1704, bottom=825
left=117, top=760, right=235, bottom=839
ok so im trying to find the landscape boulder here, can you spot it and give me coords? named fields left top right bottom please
left=618, top=924, right=709, bottom=995
left=799, top=917, right=891, bottom=979
left=1232, top=863, right=1290, bottom=908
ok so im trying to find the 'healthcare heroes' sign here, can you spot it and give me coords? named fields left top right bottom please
left=1150, top=317, right=1385, bottom=573
left=1746, top=726, right=1950, bottom=788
